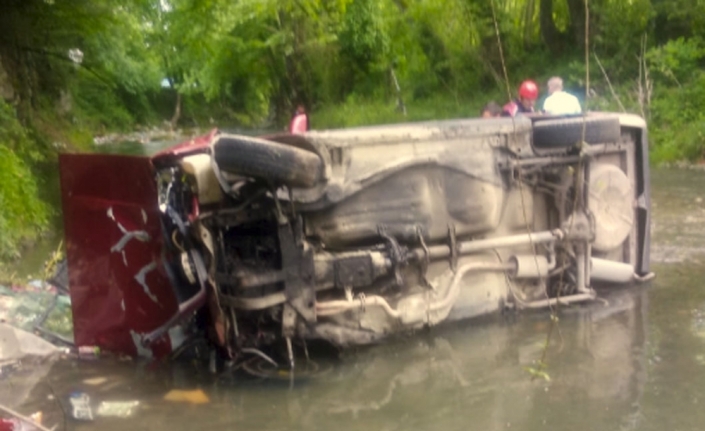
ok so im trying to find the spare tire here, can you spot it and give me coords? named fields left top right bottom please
left=532, top=116, right=621, bottom=148
left=214, top=134, right=322, bottom=188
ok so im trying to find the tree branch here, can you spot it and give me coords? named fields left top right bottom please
left=593, top=52, right=626, bottom=113
left=16, top=45, right=114, bottom=87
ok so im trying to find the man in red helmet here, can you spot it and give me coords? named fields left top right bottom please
left=503, top=80, right=539, bottom=117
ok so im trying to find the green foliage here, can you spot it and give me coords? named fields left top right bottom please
left=647, top=38, right=705, bottom=86
left=651, top=0, right=705, bottom=44
left=312, top=93, right=491, bottom=129
left=646, top=38, right=705, bottom=162
left=3, top=0, right=705, bottom=133
left=650, top=74, right=705, bottom=162
left=0, top=101, right=50, bottom=260
left=590, top=0, right=652, bottom=75
left=339, top=0, right=390, bottom=74
left=73, top=76, right=136, bottom=131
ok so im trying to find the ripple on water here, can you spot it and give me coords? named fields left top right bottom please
left=650, top=244, right=705, bottom=263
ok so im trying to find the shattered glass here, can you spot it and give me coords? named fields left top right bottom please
left=0, top=283, right=73, bottom=345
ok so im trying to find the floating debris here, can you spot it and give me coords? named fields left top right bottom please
left=163, top=389, right=210, bottom=405
left=82, top=377, right=107, bottom=386
left=96, top=401, right=140, bottom=418
left=69, top=392, right=93, bottom=421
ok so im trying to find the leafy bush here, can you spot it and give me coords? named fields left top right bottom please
left=0, top=101, right=50, bottom=260
left=647, top=38, right=705, bottom=162
left=649, top=75, right=705, bottom=161
left=646, top=37, right=705, bottom=86
left=73, top=76, right=135, bottom=131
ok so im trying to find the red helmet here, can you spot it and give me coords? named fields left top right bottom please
left=518, top=80, right=539, bottom=100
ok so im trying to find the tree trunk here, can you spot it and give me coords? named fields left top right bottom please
left=170, top=92, right=181, bottom=130
left=277, top=9, right=304, bottom=115
left=523, top=0, right=536, bottom=45
left=539, top=0, right=565, bottom=55
left=565, top=0, right=586, bottom=49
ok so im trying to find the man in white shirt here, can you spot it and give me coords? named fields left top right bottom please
left=542, top=77, right=582, bottom=115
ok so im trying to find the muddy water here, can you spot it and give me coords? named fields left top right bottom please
left=9, top=167, right=705, bottom=431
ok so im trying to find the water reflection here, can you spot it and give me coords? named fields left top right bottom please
left=23, top=288, right=648, bottom=431
left=288, top=288, right=649, bottom=431
left=90, top=128, right=270, bottom=157
left=651, top=168, right=705, bottom=263
left=91, top=139, right=181, bottom=157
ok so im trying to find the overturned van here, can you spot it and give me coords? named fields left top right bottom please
left=59, top=113, right=651, bottom=363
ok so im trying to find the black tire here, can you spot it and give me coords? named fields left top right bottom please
left=532, top=116, right=621, bottom=148
left=214, top=134, right=322, bottom=188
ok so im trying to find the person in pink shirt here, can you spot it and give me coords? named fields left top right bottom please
left=289, top=104, right=309, bottom=134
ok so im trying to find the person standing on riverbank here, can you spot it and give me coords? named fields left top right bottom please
left=543, top=77, right=582, bottom=115
left=289, top=104, right=309, bottom=134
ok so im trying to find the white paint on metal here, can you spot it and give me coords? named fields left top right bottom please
left=134, top=261, right=159, bottom=304
left=129, top=330, right=153, bottom=359
left=106, top=206, right=151, bottom=253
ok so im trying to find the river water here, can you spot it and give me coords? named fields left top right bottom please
left=8, top=164, right=705, bottom=431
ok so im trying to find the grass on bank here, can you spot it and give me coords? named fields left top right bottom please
left=312, top=93, right=497, bottom=129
